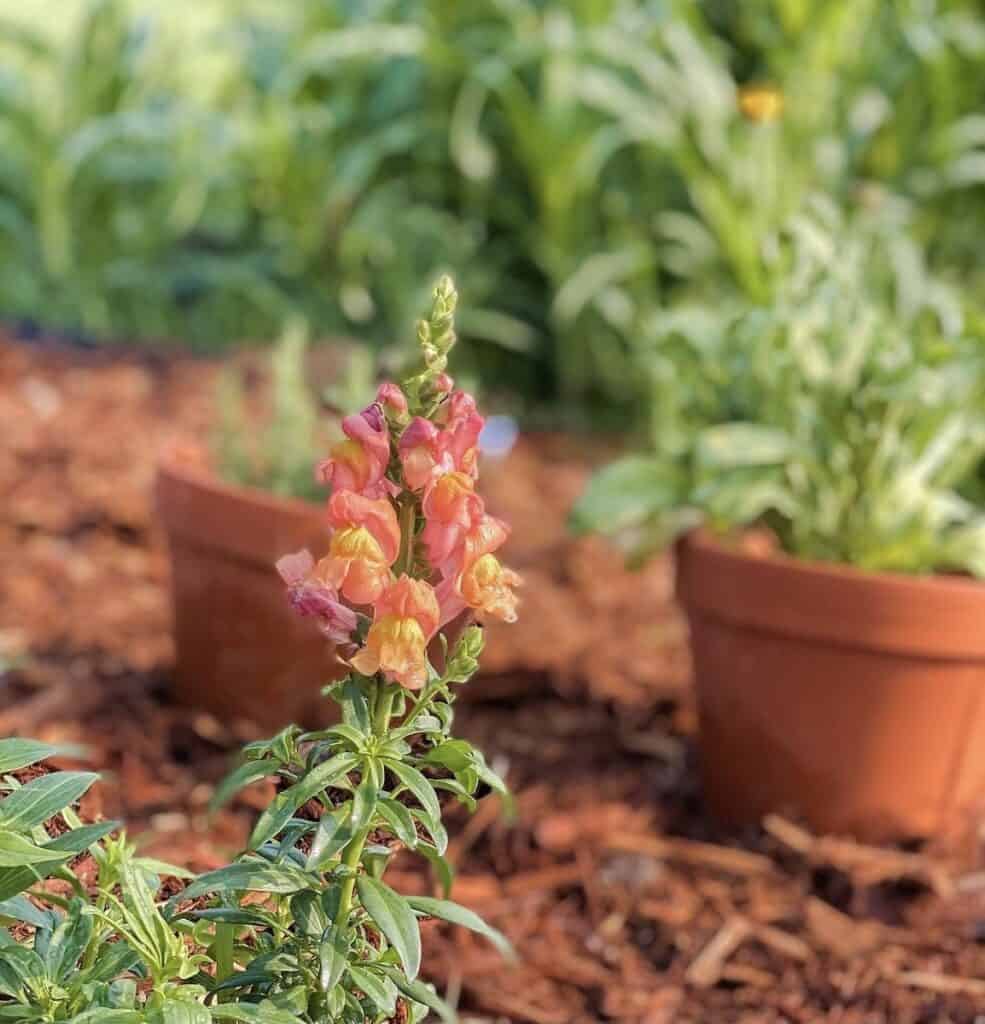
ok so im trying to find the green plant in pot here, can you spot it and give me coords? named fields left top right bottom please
left=572, top=199, right=985, bottom=839
left=155, top=298, right=420, bottom=729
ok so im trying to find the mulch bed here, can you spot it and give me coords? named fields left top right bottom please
left=2, top=335, right=985, bottom=1022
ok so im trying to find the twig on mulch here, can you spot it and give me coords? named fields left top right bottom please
left=686, top=916, right=751, bottom=988
left=605, top=832, right=774, bottom=877
left=764, top=814, right=954, bottom=897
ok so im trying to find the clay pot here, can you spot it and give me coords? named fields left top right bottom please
left=676, top=530, right=985, bottom=840
left=156, top=453, right=342, bottom=729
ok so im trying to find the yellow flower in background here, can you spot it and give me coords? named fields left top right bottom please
left=738, top=84, right=784, bottom=122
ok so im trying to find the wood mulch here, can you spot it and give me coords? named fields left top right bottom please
left=2, top=335, right=985, bottom=1022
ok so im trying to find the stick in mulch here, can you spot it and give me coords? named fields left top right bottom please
left=763, top=814, right=954, bottom=897
left=686, top=916, right=751, bottom=988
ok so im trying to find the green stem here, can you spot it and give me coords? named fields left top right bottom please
left=373, top=686, right=394, bottom=737
left=215, top=923, right=234, bottom=999
left=335, top=826, right=371, bottom=926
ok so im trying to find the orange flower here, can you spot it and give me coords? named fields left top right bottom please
left=434, top=513, right=519, bottom=624
left=317, top=491, right=400, bottom=605
left=317, top=404, right=397, bottom=499
left=350, top=576, right=441, bottom=689
left=435, top=390, right=484, bottom=479
left=398, top=417, right=449, bottom=491
left=421, top=471, right=484, bottom=571
left=459, top=554, right=521, bottom=623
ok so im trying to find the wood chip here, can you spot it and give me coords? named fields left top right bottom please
left=606, top=833, right=774, bottom=877
left=893, top=970, right=985, bottom=997
left=764, top=814, right=954, bottom=897
left=686, top=916, right=751, bottom=988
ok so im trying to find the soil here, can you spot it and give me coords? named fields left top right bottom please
left=3, top=335, right=985, bottom=1022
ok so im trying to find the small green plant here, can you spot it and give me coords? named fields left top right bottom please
left=213, top=317, right=326, bottom=501
left=573, top=201, right=985, bottom=576
left=1, top=278, right=518, bottom=1022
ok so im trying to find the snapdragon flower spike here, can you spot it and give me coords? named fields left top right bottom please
left=350, top=575, right=440, bottom=690
left=317, top=490, right=401, bottom=605
left=316, top=402, right=398, bottom=499
left=275, top=549, right=358, bottom=643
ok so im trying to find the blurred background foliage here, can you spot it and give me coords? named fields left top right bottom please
left=1, top=0, right=985, bottom=427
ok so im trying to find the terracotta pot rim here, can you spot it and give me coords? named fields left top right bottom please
left=156, top=445, right=324, bottom=567
left=677, top=528, right=985, bottom=660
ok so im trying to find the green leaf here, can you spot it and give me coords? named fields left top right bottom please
left=0, top=821, right=118, bottom=901
left=696, top=423, right=793, bottom=468
left=44, top=901, right=93, bottom=981
left=148, top=1001, right=211, bottom=1024
left=248, top=752, right=358, bottom=850
left=305, top=806, right=355, bottom=870
left=209, top=1005, right=299, bottom=1024
left=0, top=740, right=81, bottom=775
left=0, top=772, right=97, bottom=831
left=0, top=830, right=70, bottom=867
left=177, top=906, right=276, bottom=929
left=210, top=759, right=280, bottom=812
left=417, top=845, right=455, bottom=898
left=318, top=924, right=349, bottom=992
left=407, top=897, right=513, bottom=958
left=174, top=862, right=313, bottom=904
left=382, top=759, right=441, bottom=822
left=300, top=724, right=367, bottom=750
left=65, top=1012, right=142, bottom=1024
left=0, top=944, right=44, bottom=997
left=382, top=967, right=457, bottom=1023
left=337, top=679, right=372, bottom=733
left=377, top=799, right=418, bottom=848
left=347, top=964, right=397, bottom=1016
left=421, top=741, right=472, bottom=773
left=349, top=776, right=378, bottom=836
left=355, top=876, right=421, bottom=980
left=409, top=808, right=447, bottom=856
left=0, top=896, right=48, bottom=929
left=570, top=456, right=678, bottom=534
left=133, top=857, right=195, bottom=880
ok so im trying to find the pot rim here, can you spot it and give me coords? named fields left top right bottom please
left=676, top=528, right=985, bottom=660
left=156, top=445, right=325, bottom=566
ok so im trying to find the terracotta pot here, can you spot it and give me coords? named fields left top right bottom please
left=156, top=453, right=342, bottom=729
left=676, top=530, right=985, bottom=839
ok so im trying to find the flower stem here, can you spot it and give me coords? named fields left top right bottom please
left=336, top=825, right=371, bottom=925
left=395, top=497, right=417, bottom=576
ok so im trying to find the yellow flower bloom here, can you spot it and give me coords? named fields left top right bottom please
left=460, top=553, right=521, bottom=623
left=738, top=84, right=783, bottom=123
left=351, top=614, right=429, bottom=689
left=318, top=526, right=391, bottom=605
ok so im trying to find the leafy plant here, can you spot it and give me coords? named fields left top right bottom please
left=6, top=1, right=985, bottom=422
left=213, top=317, right=328, bottom=501
left=572, top=200, right=985, bottom=576
left=1, top=278, right=518, bottom=1022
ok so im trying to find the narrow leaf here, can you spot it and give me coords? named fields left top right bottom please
left=356, top=876, right=421, bottom=980
left=0, top=772, right=97, bottom=831
left=408, top=897, right=513, bottom=958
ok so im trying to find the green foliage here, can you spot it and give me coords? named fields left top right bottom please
left=573, top=201, right=985, bottom=575
left=0, top=623, right=508, bottom=1022
left=213, top=318, right=325, bottom=501
left=4, top=1, right=985, bottom=420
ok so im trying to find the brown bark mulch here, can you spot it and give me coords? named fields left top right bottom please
left=2, top=336, right=985, bottom=1023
